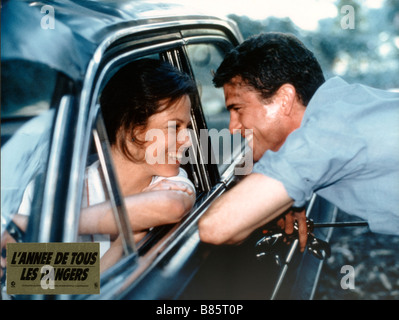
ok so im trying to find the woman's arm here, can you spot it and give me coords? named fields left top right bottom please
left=79, top=181, right=195, bottom=236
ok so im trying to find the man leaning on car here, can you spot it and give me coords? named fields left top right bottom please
left=198, top=32, right=399, bottom=248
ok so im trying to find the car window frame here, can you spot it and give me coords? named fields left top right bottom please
left=60, top=22, right=242, bottom=245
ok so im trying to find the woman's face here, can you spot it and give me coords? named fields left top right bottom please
left=133, top=95, right=192, bottom=177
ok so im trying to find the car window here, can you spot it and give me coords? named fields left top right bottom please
left=1, top=60, right=57, bottom=120
left=1, top=60, right=59, bottom=235
left=1, top=110, right=54, bottom=231
left=186, top=43, right=245, bottom=176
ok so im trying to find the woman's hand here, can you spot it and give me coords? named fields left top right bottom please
left=142, top=179, right=194, bottom=196
left=1, top=215, right=28, bottom=279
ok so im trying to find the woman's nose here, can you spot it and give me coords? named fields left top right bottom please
left=177, top=128, right=192, bottom=148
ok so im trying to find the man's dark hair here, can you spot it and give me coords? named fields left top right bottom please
left=100, top=58, right=196, bottom=161
left=213, top=32, right=325, bottom=106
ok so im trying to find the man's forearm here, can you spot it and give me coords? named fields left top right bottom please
left=198, top=173, right=293, bottom=245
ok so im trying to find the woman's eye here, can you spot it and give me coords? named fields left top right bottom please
left=167, top=122, right=191, bottom=131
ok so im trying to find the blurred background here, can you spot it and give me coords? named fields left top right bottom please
left=176, top=0, right=399, bottom=90
left=175, top=0, right=399, bottom=299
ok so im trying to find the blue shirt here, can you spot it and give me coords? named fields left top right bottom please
left=253, top=77, right=399, bottom=235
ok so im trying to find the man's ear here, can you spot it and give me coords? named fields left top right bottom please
left=276, top=83, right=297, bottom=116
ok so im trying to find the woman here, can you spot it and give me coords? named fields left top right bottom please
left=79, top=59, right=197, bottom=268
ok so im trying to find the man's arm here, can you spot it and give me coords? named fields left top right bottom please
left=198, top=173, right=294, bottom=245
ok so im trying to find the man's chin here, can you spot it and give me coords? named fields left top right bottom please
left=252, top=151, right=263, bottom=163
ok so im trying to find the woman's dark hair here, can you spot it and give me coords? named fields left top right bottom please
left=100, top=58, right=196, bottom=161
left=213, top=32, right=325, bottom=106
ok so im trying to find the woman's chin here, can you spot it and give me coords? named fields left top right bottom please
left=155, top=163, right=180, bottom=178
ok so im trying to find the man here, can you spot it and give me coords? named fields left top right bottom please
left=198, top=32, right=399, bottom=249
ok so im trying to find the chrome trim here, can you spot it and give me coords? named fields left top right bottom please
left=93, top=113, right=136, bottom=255
left=188, top=115, right=212, bottom=191
left=39, top=95, right=71, bottom=242
left=62, top=88, right=94, bottom=242
left=270, top=193, right=317, bottom=300
left=184, top=34, right=236, bottom=46
left=220, top=149, right=246, bottom=185
left=309, top=205, right=338, bottom=299
left=95, top=39, right=185, bottom=84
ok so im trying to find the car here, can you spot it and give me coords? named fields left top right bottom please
left=1, top=0, right=337, bottom=300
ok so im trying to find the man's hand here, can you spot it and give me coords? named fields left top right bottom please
left=278, top=208, right=308, bottom=252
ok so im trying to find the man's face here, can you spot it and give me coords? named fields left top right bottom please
left=223, top=76, right=290, bottom=162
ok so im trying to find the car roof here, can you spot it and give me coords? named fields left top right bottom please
left=1, top=0, right=240, bottom=81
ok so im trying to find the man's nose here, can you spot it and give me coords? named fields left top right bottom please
left=229, top=113, right=242, bottom=135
